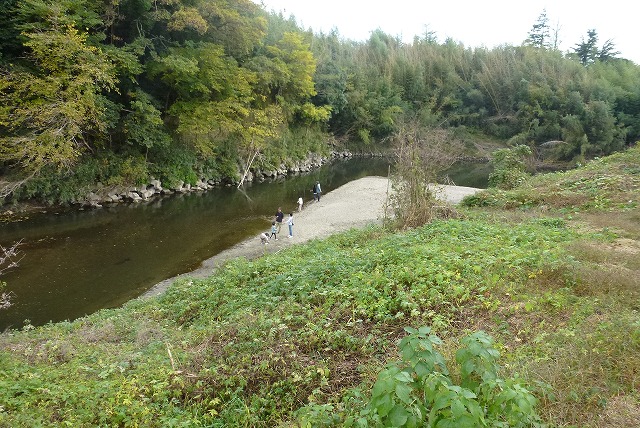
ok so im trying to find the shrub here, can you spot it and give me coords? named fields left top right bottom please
left=488, top=145, right=532, bottom=190
left=360, top=327, right=542, bottom=427
left=387, top=124, right=463, bottom=229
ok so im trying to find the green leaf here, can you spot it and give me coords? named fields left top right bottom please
left=395, top=383, right=413, bottom=405
left=404, top=326, right=418, bottom=335
left=388, top=404, right=410, bottom=427
left=417, top=326, right=432, bottom=335
left=394, top=371, right=413, bottom=383
left=375, top=393, right=393, bottom=417
left=451, top=398, right=466, bottom=418
left=414, top=361, right=432, bottom=379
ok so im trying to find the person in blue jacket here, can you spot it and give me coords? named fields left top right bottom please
left=313, top=181, right=322, bottom=201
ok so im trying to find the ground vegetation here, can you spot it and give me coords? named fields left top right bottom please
left=1, top=145, right=638, bottom=427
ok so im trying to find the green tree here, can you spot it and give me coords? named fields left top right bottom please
left=0, top=0, right=23, bottom=62
left=0, top=25, right=116, bottom=172
left=310, top=30, right=349, bottom=118
left=200, top=0, right=267, bottom=59
left=582, top=100, right=625, bottom=155
left=236, top=104, right=285, bottom=187
left=597, top=39, right=620, bottom=62
left=570, top=29, right=619, bottom=66
left=267, top=32, right=318, bottom=104
left=488, top=144, right=532, bottom=189
left=525, top=9, right=551, bottom=49
left=121, top=90, right=171, bottom=152
left=572, top=29, right=599, bottom=66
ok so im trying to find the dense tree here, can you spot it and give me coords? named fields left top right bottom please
left=0, top=0, right=23, bottom=61
left=310, top=30, right=349, bottom=118
left=1, top=0, right=639, bottom=203
left=571, top=29, right=619, bottom=66
left=0, top=25, right=117, bottom=172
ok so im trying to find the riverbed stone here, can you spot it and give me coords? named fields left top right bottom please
left=140, top=189, right=155, bottom=199
left=128, top=191, right=142, bottom=202
left=87, top=192, right=101, bottom=203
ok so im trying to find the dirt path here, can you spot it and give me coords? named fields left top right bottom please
left=142, top=177, right=481, bottom=298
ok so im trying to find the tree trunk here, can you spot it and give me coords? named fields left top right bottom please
left=237, top=143, right=260, bottom=188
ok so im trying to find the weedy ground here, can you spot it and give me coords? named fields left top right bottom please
left=1, top=147, right=638, bottom=427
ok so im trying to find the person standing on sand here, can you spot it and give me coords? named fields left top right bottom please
left=297, top=196, right=303, bottom=212
left=313, top=181, right=322, bottom=201
left=269, top=221, right=278, bottom=240
left=286, top=212, right=294, bottom=238
left=275, top=207, right=284, bottom=234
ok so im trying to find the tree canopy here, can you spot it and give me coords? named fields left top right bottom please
left=1, top=0, right=639, bottom=203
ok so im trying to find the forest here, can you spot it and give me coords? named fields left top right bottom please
left=1, top=0, right=639, bottom=204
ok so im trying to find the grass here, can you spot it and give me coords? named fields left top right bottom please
left=0, top=146, right=639, bottom=427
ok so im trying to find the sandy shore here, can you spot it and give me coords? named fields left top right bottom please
left=142, top=177, right=481, bottom=298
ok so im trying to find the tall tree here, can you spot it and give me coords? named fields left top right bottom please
left=572, top=29, right=620, bottom=66
left=525, top=9, right=551, bottom=49
left=598, top=39, right=620, bottom=62
left=572, top=29, right=600, bottom=66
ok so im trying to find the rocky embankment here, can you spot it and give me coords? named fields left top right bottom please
left=80, top=151, right=359, bottom=208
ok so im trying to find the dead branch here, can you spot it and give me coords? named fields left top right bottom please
left=0, top=239, right=23, bottom=276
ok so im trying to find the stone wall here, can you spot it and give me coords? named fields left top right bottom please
left=80, top=151, right=355, bottom=208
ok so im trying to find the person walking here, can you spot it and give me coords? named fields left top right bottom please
left=313, top=181, right=322, bottom=201
left=286, top=212, right=294, bottom=238
left=269, top=221, right=278, bottom=240
left=275, top=207, right=284, bottom=234
left=297, top=196, right=303, bottom=212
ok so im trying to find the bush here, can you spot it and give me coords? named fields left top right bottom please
left=387, top=124, right=463, bottom=229
left=360, top=327, right=542, bottom=427
left=488, top=145, right=532, bottom=190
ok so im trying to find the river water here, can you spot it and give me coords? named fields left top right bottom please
left=0, top=158, right=490, bottom=330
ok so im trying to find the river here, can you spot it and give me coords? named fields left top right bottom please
left=0, top=157, right=490, bottom=330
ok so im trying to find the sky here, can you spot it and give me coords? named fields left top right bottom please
left=252, top=0, right=639, bottom=64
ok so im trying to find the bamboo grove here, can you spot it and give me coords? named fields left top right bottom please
left=1, top=0, right=639, bottom=204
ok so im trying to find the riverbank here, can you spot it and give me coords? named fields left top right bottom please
left=143, top=177, right=481, bottom=297
left=2, top=148, right=638, bottom=427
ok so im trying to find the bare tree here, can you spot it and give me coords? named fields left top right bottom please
left=0, top=239, right=23, bottom=310
left=0, top=173, right=35, bottom=199
left=387, top=123, right=463, bottom=229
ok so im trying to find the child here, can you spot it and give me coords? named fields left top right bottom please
left=259, top=232, right=270, bottom=245
left=286, top=212, right=294, bottom=238
left=269, top=221, right=278, bottom=240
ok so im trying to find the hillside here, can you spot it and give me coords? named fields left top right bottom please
left=0, top=146, right=638, bottom=427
